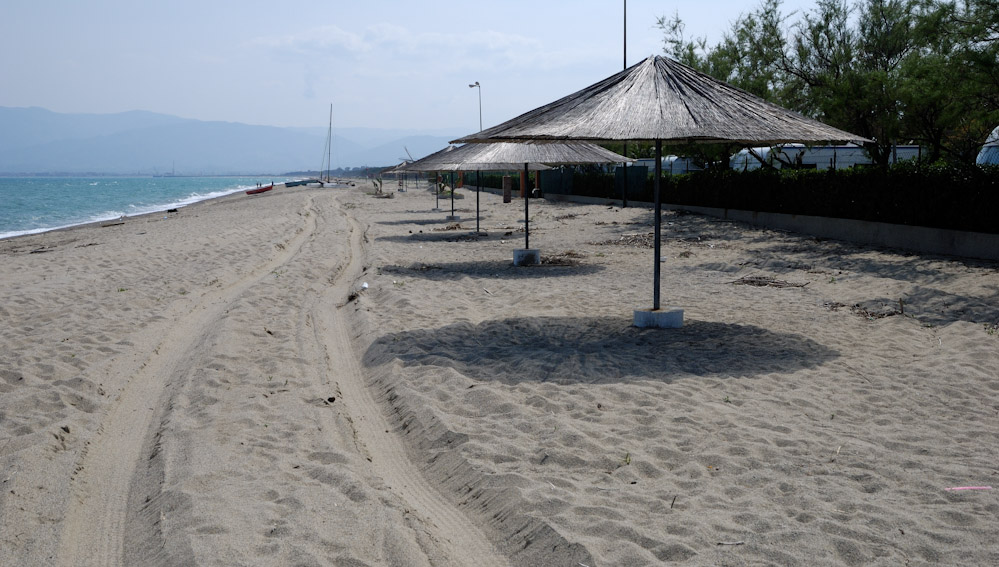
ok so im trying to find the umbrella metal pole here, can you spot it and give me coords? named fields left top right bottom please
left=476, top=169, right=481, bottom=233
left=654, top=140, right=662, bottom=310
left=622, top=144, right=628, bottom=208
left=524, top=163, right=530, bottom=249
left=435, top=171, right=440, bottom=210
left=450, top=171, right=455, bottom=216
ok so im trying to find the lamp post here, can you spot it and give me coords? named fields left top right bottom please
left=468, top=81, right=482, bottom=131
left=469, top=81, right=483, bottom=233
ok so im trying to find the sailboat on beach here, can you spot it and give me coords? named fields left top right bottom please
left=320, top=103, right=334, bottom=185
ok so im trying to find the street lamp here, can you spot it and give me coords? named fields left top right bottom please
left=468, top=81, right=482, bottom=131
left=468, top=81, right=483, bottom=233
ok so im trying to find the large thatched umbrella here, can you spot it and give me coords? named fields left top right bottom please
left=405, top=141, right=631, bottom=263
left=454, top=55, right=871, bottom=327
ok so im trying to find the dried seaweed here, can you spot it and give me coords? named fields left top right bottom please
left=731, top=275, right=809, bottom=288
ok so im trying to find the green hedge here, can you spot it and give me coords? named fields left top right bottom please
left=560, top=163, right=999, bottom=234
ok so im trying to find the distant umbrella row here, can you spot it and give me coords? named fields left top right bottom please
left=386, top=55, right=869, bottom=327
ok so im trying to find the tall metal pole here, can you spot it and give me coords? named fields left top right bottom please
left=450, top=170, right=455, bottom=216
left=621, top=0, right=628, bottom=209
left=653, top=140, right=662, bottom=310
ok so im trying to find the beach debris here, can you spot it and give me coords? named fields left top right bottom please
left=446, top=232, right=488, bottom=243
left=541, top=251, right=584, bottom=266
left=824, top=302, right=847, bottom=311
left=945, top=486, right=992, bottom=491
left=433, top=223, right=462, bottom=231
left=717, top=541, right=745, bottom=546
left=851, top=301, right=902, bottom=320
left=731, top=275, right=808, bottom=288
left=598, top=232, right=655, bottom=248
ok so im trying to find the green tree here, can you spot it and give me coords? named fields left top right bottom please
left=660, top=0, right=999, bottom=165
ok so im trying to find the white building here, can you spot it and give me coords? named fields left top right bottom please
left=633, top=155, right=705, bottom=175
left=976, top=126, right=999, bottom=165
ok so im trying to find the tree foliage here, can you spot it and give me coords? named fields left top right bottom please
left=658, top=0, right=999, bottom=165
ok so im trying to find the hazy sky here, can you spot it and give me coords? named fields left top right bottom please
left=2, top=0, right=813, bottom=133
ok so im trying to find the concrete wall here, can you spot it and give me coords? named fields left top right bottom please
left=543, top=193, right=999, bottom=262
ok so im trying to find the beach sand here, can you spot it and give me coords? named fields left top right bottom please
left=1, top=180, right=997, bottom=566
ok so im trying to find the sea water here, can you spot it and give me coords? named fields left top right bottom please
left=0, top=176, right=288, bottom=240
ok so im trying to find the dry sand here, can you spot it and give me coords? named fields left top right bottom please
left=1, top=180, right=997, bottom=566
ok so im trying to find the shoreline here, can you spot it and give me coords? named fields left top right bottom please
left=0, top=176, right=291, bottom=242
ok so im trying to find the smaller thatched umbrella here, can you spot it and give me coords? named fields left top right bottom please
left=406, top=141, right=631, bottom=263
left=400, top=144, right=551, bottom=233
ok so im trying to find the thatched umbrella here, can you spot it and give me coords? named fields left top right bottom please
left=402, top=145, right=461, bottom=211
left=454, top=55, right=871, bottom=326
left=404, top=141, right=631, bottom=262
left=401, top=144, right=551, bottom=234
left=381, top=161, right=414, bottom=192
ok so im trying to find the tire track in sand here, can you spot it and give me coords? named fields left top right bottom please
left=315, top=200, right=510, bottom=567
left=55, top=197, right=321, bottom=567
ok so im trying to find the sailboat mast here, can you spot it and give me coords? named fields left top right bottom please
left=326, top=103, right=333, bottom=183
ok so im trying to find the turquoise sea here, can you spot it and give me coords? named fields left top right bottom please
left=0, top=176, right=290, bottom=240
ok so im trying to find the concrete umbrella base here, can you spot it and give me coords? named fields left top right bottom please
left=633, top=308, right=684, bottom=328
left=513, top=249, right=540, bottom=266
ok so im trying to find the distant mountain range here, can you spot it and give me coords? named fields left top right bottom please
left=0, top=107, right=463, bottom=175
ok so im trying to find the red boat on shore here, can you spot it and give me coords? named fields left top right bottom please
left=246, top=184, right=274, bottom=195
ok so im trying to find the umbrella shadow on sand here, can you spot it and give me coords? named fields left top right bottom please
left=376, top=230, right=499, bottom=244
left=375, top=218, right=474, bottom=227
left=362, top=316, right=838, bottom=384
left=379, top=260, right=605, bottom=280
